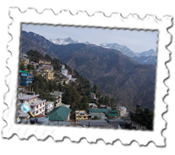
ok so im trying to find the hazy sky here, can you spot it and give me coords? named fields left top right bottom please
left=22, top=24, right=158, bottom=53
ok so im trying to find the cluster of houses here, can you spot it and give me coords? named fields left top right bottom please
left=16, top=90, right=71, bottom=125
left=19, top=53, right=76, bottom=87
left=18, top=53, right=131, bottom=129
left=16, top=87, right=129, bottom=129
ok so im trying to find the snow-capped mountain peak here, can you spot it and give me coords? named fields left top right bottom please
left=137, top=49, right=157, bottom=57
left=50, top=37, right=82, bottom=45
left=99, top=43, right=137, bottom=58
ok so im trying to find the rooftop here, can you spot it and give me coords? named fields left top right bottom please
left=18, top=93, right=39, bottom=101
left=47, top=105, right=71, bottom=121
left=75, top=110, right=88, bottom=115
left=16, top=110, right=29, bottom=118
left=88, top=108, right=111, bottom=113
left=19, top=70, right=29, bottom=74
left=45, top=101, right=54, bottom=106
left=88, top=103, right=97, bottom=107
left=50, top=91, right=63, bottom=96
left=30, top=99, right=46, bottom=106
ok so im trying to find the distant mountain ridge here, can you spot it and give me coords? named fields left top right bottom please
left=20, top=30, right=156, bottom=111
left=49, top=36, right=157, bottom=65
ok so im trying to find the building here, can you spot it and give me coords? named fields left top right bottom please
left=99, top=105, right=106, bottom=109
left=47, top=105, right=71, bottom=121
left=90, top=92, right=97, bottom=100
left=61, top=67, right=68, bottom=76
left=106, top=110, right=120, bottom=118
left=18, top=92, right=39, bottom=105
left=88, top=103, right=98, bottom=109
left=19, top=70, right=34, bottom=87
left=44, top=70, right=54, bottom=80
left=115, top=106, right=129, bottom=117
left=29, top=99, right=46, bottom=116
left=18, top=92, right=46, bottom=117
left=45, top=101, right=54, bottom=114
left=42, top=65, right=53, bottom=72
left=16, top=110, right=30, bottom=123
left=39, top=59, right=51, bottom=65
left=88, top=108, right=111, bottom=120
left=20, top=54, right=29, bottom=68
left=42, top=65, right=54, bottom=80
left=75, top=110, right=89, bottom=123
left=50, top=91, right=63, bottom=107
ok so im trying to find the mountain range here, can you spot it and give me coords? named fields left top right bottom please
left=49, top=36, right=157, bottom=64
left=20, top=30, right=156, bottom=111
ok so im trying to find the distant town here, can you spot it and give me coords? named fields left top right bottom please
left=17, top=49, right=153, bottom=130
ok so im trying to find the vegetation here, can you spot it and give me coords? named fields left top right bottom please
left=25, top=50, right=119, bottom=120
left=20, top=62, right=25, bottom=70
left=130, top=105, right=154, bottom=130
left=93, top=116, right=99, bottom=120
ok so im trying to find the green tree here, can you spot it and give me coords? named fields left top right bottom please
left=27, top=64, right=35, bottom=71
left=93, top=85, right=98, bottom=94
left=93, top=116, right=99, bottom=120
left=104, top=95, right=110, bottom=106
left=130, top=105, right=154, bottom=130
left=20, top=62, right=25, bottom=70
left=45, top=54, right=52, bottom=61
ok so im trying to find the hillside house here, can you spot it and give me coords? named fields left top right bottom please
left=45, top=101, right=54, bottom=115
left=88, top=103, right=97, bottom=109
left=50, top=91, right=63, bottom=107
left=75, top=110, right=89, bottom=123
left=18, top=92, right=46, bottom=117
left=19, top=70, right=34, bottom=87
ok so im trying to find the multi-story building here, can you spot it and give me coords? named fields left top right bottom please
left=44, top=70, right=54, bottom=80
left=50, top=91, right=63, bottom=107
left=42, top=65, right=54, bottom=80
left=19, top=70, right=34, bottom=87
left=42, top=65, right=53, bottom=72
left=45, top=101, right=54, bottom=114
left=18, top=92, right=46, bottom=117
left=30, top=99, right=46, bottom=116
left=75, top=110, right=89, bottom=123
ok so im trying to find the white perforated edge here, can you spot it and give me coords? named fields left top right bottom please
left=3, top=9, right=171, bottom=146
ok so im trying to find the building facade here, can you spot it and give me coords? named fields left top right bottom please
left=45, top=101, right=54, bottom=114
left=18, top=92, right=46, bottom=117
left=19, top=70, right=34, bottom=87
left=75, top=110, right=89, bottom=123
left=50, top=91, right=63, bottom=107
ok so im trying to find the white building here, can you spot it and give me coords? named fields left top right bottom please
left=18, top=92, right=46, bottom=117
left=30, top=99, right=46, bottom=116
left=50, top=91, right=63, bottom=107
left=88, top=103, right=98, bottom=109
left=45, top=101, right=54, bottom=114
left=115, top=106, right=129, bottom=117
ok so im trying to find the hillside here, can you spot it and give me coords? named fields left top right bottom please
left=20, top=30, right=156, bottom=111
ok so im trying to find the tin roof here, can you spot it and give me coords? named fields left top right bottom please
left=47, top=105, right=71, bottom=121
left=89, top=108, right=111, bottom=113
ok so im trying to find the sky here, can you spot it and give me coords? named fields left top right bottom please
left=22, top=24, right=158, bottom=53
